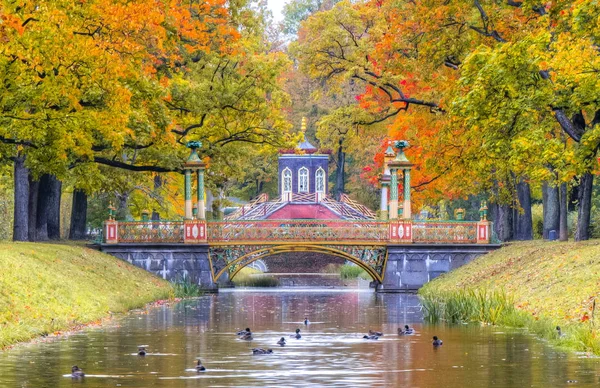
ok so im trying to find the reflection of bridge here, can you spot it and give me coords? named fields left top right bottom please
left=101, top=217, right=498, bottom=291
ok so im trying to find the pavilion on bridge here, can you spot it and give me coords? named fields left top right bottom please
left=225, top=118, right=378, bottom=221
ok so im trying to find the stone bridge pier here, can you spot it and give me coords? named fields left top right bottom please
left=100, top=243, right=219, bottom=291
left=377, top=244, right=500, bottom=292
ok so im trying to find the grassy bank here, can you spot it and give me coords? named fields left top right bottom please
left=420, top=240, right=600, bottom=354
left=232, top=267, right=280, bottom=287
left=0, top=243, right=172, bottom=349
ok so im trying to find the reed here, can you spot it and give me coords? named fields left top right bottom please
left=172, top=276, right=204, bottom=297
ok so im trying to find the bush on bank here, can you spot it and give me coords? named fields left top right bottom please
left=232, top=267, right=280, bottom=287
left=0, top=243, right=172, bottom=349
left=419, top=240, right=600, bottom=354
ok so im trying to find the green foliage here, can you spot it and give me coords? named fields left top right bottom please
left=531, top=204, right=544, bottom=239
left=0, top=243, right=172, bottom=348
left=232, top=267, right=280, bottom=287
left=339, top=264, right=369, bottom=280
left=172, top=276, right=204, bottom=298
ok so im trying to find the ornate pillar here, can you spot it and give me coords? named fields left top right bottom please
left=197, top=169, right=205, bottom=220
left=389, top=167, right=398, bottom=220
left=184, top=141, right=207, bottom=244
left=184, top=169, right=192, bottom=219
left=403, top=168, right=411, bottom=219
left=380, top=142, right=395, bottom=220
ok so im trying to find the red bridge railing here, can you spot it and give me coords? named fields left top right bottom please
left=103, top=219, right=491, bottom=244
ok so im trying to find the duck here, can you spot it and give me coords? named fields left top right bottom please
left=369, top=330, right=383, bottom=337
left=240, top=331, right=253, bottom=340
left=556, top=326, right=566, bottom=338
left=277, top=337, right=286, bottom=346
left=237, top=327, right=251, bottom=336
left=304, top=316, right=310, bottom=325
left=252, top=348, right=273, bottom=355
left=71, top=365, right=85, bottom=378
left=432, top=336, right=443, bottom=346
left=138, top=346, right=148, bottom=356
left=363, top=335, right=379, bottom=340
left=290, top=328, right=301, bottom=339
left=398, top=325, right=415, bottom=335
left=195, top=359, right=206, bottom=372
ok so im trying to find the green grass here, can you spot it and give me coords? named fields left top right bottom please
left=420, top=240, right=600, bottom=354
left=339, top=264, right=370, bottom=280
left=231, top=267, right=280, bottom=287
left=172, top=276, right=204, bottom=298
left=0, top=243, right=172, bottom=349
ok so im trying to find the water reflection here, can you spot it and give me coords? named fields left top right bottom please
left=1, top=290, right=599, bottom=387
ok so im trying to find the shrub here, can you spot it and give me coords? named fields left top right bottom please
left=172, top=276, right=204, bottom=297
left=232, top=267, right=280, bottom=287
left=340, top=264, right=370, bottom=280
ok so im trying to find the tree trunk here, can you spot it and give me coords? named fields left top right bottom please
left=69, top=189, right=88, bottom=240
left=152, top=174, right=162, bottom=221
left=542, top=182, right=548, bottom=239
left=28, top=177, right=39, bottom=242
left=559, top=183, right=568, bottom=241
left=46, top=175, right=62, bottom=240
left=515, top=180, right=533, bottom=240
left=334, top=141, right=345, bottom=200
left=543, top=183, right=559, bottom=240
left=575, top=172, right=593, bottom=241
left=492, top=202, right=513, bottom=242
left=35, top=174, right=51, bottom=241
left=13, top=156, right=29, bottom=241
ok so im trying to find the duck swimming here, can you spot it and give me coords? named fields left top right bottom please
left=195, top=359, right=206, bottom=372
left=369, top=330, right=383, bottom=337
left=363, top=335, right=379, bottom=340
left=138, top=346, right=147, bottom=356
left=290, top=328, right=301, bottom=339
left=304, top=316, right=310, bottom=325
left=240, top=331, right=253, bottom=340
left=398, top=325, right=415, bottom=335
left=71, top=365, right=85, bottom=378
left=237, top=327, right=251, bottom=336
left=252, top=348, right=273, bottom=355
left=277, top=337, right=286, bottom=346
left=432, top=336, right=443, bottom=346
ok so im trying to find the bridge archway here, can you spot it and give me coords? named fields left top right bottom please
left=208, top=244, right=387, bottom=283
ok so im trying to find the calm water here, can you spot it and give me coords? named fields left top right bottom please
left=1, top=290, right=600, bottom=387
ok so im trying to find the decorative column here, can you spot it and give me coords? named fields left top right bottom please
left=104, top=202, right=118, bottom=244
left=183, top=141, right=208, bottom=244
left=197, top=169, right=206, bottom=220
left=477, top=201, right=490, bottom=244
left=379, top=142, right=395, bottom=220
left=388, top=140, right=413, bottom=243
left=389, top=167, right=398, bottom=220
left=184, top=169, right=192, bottom=219
left=402, top=168, right=411, bottom=219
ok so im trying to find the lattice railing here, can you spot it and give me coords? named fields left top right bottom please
left=412, top=221, right=478, bottom=243
left=224, top=193, right=269, bottom=220
left=207, top=220, right=389, bottom=243
left=117, top=221, right=185, bottom=243
left=340, top=194, right=377, bottom=219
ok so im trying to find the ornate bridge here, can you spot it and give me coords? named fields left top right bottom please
left=100, top=139, right=499, bottom=292
left=102, top=217, right=495, bottom=289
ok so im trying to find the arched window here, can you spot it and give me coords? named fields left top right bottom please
left=315, top=168, right=325, bottom=194
left=298, top=167, right=309, bottom=193
left=282, top=168, right=292, bottom=194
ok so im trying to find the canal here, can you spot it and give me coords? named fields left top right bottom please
left=1, top=290, right=599, bottom=387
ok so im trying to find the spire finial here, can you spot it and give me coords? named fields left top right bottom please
left=301, top=117, right=307, bottom=132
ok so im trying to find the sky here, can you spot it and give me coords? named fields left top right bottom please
left=267, top=0, right=287, bottom=21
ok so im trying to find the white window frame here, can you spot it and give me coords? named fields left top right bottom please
left=282, top=168, right=292, bottom=194
left=315, top=167, right=326, bottom=194
left=298, top=167, right=309, bottom=193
